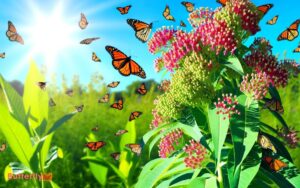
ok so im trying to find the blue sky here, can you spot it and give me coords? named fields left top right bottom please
left=0, top=0, right=299, bottom=90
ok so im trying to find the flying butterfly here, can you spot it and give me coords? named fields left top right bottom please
left=75, top=105, right=84, bottom=112
left=111, top=99, right=123, bottom=110
left=129, top=111, right=142, bottom=121
left=98, top=93, right=109, bottom=103
left=117, top=5, right=131, bottom=15
left=294, top=43, right=300, bottom=53
left=180, top=21, right=187, bottom=27
left=126, top=144, right=142, bottom=156
left=91, top=126, right=99, bottom=132
left=127, top=19, right=152, bottom=43
left=105, top=46, right=146, bottom=78
left=267, top=15, right=278, bottom=25
left=0, top=143, right=6, bottom=152
left=65, top=89, right=74, bottom=96
left=85, top=141, right=106, bottom=151
left=92, top=52, right=101, bottom=62
left=79, top=13, right=88, bottom=29
left=80, top=37, right=100, bottom=45
left=6, top=21, right=24, bottom=45
left=136, top=83, right=147, bottom=95
left=163, top=5, right=175, bottom=21
left=107, top=81, right=120, bottom=88
left=37, top=82, right=47, bottom=90
left=258, top=134, right=277, bottom=153
left=111, top=152, right=121, bottom=160
left=181, top=1, right=194, bottom=13
left=49, top=98, right=56, bottom=107
left=263, top=156, right=287, bottom=172
left=115, top=129, right=128, bottom=136
left=264, top=98, right=284, bottom=114
left=277, top=19, right=300, bottom=41
left=0, top=53, right=5, bottom=59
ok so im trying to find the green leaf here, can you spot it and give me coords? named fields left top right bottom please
left=0, top=103, right=33, bottom=168
left=89, top=162, right=108, bottom=186
left=205, top=177, right=218, bottom=188
left=50, top=181, right=60, bottom=188
left=23, top=62, right=49, bottom=129
left=46, top=113, right=75, bottom=135
left=223, top=55, right=244, bottom=75
left=208, top=108, right=230, bottom=164
left=4, top=162, right=32, bottom=181
left=187, top=177, right=206, bottom=188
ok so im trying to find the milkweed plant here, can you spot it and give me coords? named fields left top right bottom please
left=137, top=0, right=300, bottom=187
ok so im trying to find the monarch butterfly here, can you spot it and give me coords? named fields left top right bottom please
left=263, top=156, right=287, bottom=172
left=136, top=83, right=147, bottom=95
left=91, top=126, right=99, bottom=132
left=115, top=129, right=128, bottom=136
left=180, top=21, right=187, bottom=27
left=105, top=46, right=146, bottom=78
left=126, top=144, right=142, bottom=156
left=80, top=37, right=100, bottom=45
left=65, top=89, right=74, bottom=96
left=216, top=0, right=227, bottom=6
left=0, top=53, right=5, bottom=59
left=267, top=15, right=278, bottom=25
left=85, top=141, right=106, bottom=151
left=49, top=98, right=56, bottom=107
left=163, top=5, right=175, bottom=21
left=107, top=81, right=120, bottom=88
left=111, top=99, right=123, bottom=110
left=257, top=134, right=277, bottom=153
left=117, top=5, right=131, bottom=15
left=127, top=19, right=152, bottom=43
left=37, top=82, right=47, bottom=90
left=79, top=13, right=88, bottom=29
left=181, top=1, right=194, bottom=13
left=98, top=93, right=109, bottom=103
left=277, top=19, right=300, bottom=41
left=264, top=98, right=284, bottom=114
left=294, top=44, right=300, bottom=53
left=129, top=111, right=143, bottom=121
left=75, top=105, right=84, bottom=112
left=0, top=143, right=6, bottom=152
left=92, top=52, right=101, bottom=62
left=111, top=152, right=121, bottom=160
left=6, top=21, right=24, bottom=45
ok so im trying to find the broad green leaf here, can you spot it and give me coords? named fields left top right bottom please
left=23, top=62, right=48, bottom=129
left=0, top=103, right=33, bottom=167
left=205, top=176, right=218, bottom=188
left=187, top=177, right=206, bottom=188
left=138, top=158, right=164, bottom=180
left=46, top=113, right=75, bottom=135
left=40, top=134, right=53, bottom=171
left=208, top=108, right=230, bottom=164
left=50, top=181, right=60, bottom=188
left=89, top=162, right=108, bottom=186
left=223, top=55, right=244, bottom=75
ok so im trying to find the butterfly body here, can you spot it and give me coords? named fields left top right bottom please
left=6, top=21, right=24, bottom=44
left=85, top=141, right=106, bottom=151
left=37, top=82, right=47, bottom=90
left=267, top=15, right=278, bottom=25
left=115, top=129, right=128, bottom=136
left=294, top=44, right=300, bottom=53
left=80, top=37, right=100, bottom=45
left=92, top=52, right=101, bottom=62
left=75, top=105, right=84, bottom=112
left=126, top=144, right=142, bottom=156
left=98, top=93, right=109, bottom=103
left=181, top=1, right=194, bottom=12
left=163, top=5, right=175, bottom=21
left=129, top=111, right=142, bottom=121
left=111, top=152, right=121, bottom=160
left=111, top=99, right=123, bottom=110
left=258, top=134, right=277, bottom=153
left=107, top=81, right=120, bottom=88
left=277, top=19, right=300, bottom=41
left=127, top=19, right=152, bottom=43
left=0, top=143, right=6, bottom=152
left=0, top=53, right=5, bottom=59
left=136, top=83, right=147, bottom=95
left=79, top=13, right=88, bottom=29
left=263, top=156, right=287, bottom=172
left=117, top=5, right=131, bottom=15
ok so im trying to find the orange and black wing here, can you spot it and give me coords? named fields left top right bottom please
left=6, top=21, right=24, bottom=44
left=294, top=44, right=300, bottom=53
left=181, top=1, right=194, bottom=12
left=105, top=46, right=146, bottom=78
left=267, top=15, right=278, bottom=25
left=180, top=21, right=187, bottom=27
left=277, top=19, right=300, bottom=41
left=79, top=13, right=88, bottom=29
left=111, top=152, right=121, bottom=160
left=98, top=93, right=109, bottom=103
left=127, top=19, right=152, bottom=43
left=136, top=83, right=147, bottom=95
left=257, top=4, right=273, bottom=16
left=92, top=52, right=101, bottom=62
left=129, top=111, right=142, bottom=121
left=111, top=99, right=123, bottom=110
left=216, top=0, right=228, bottom=6
left=115, top=129, right=128, bottom=136
left=86, top=141, right=106, bottom=151
left=117, top=5, right=131, bottom=15
left=107, top=81, right=120, bottom=88
left=126, top=144, right=142, bottom=155
left=163, top=5, right=175, bottom=21
left=263, top=157, right=287, bottom=172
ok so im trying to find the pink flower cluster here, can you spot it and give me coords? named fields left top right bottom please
left=158, top=129, right=184, bottom=158
left=188, top=8, right=214, bottom=27
left=278, top=128, right=299, bottom=148
left=183, top=140, right=207, bottom=169
left=148, top=27, right=176, bottom=53
left=240, top=72, right=270, bottom=100
left=154, top=57, right=164, bottom=72
left=215, top=93, right=240, bottom=119
left=280, top=59, right=300, bottom=78
left=150, top=109, right=164, bottom=129
left=244, top=51, right=288, bottom=88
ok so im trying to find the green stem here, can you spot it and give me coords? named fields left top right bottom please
left=217, top=163, right=224, bottom=188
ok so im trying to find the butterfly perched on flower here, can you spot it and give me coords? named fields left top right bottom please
left=6, top=21, right=24, bottom=44
left=85, top=141, right=106, bottom=151
left=105, top=46, right=146, bottom=78
left=129, top=111, right=142, bottom=121
left=163, top=5, right=175, bottom=21
left=75, top=105, right=84, bottom=112
left=80, top=37, right=100, bottom=45
left=92, top=52, right=101, bottom=62
left=181, top=1, right=194, bottom=12
left=98, top=93, right=109, bottom=103
left=264, top=98, right=284, bottom=114
left=115, top=129, right=128, bottom=136
left=127, top=19, right=152, bottom=43
left=107, top=81, right=120, bottom=88
left=277, top=19, right=300, bottom=41
left=263, top=156, right=287, bottom=172
left=136, top=83, right=147, bottom=95
left=294, top=43, right=300, bottom=53
left=267, top=15, right=278, bottom=25
left=126, top=144, right=142, bottom=156
left=180, top=21, right=187, bottom=27
left=37, top=82, right=47, bottom=90
left=111, top=99, right=123, bottom=110
left=91, top=126, right=99, bottom=132
left=258, top=134, right=277, bottom=153
left=111, top=152, right=121, bottom=160
left=49, top=98, right=56, bottom=107
left=0, top=142, right=7, bottom=152
left=0, top=53, right=5, bottom=59
left=117, top=5, right=131, bottom=15
left=79, top=13, right=88, bottom=30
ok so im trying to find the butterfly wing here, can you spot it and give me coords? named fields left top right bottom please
left=80, top=37, right=100, bottom=45
left=0, top=53, right=5, bottom=59
left=272, top=159, right=287, bottom=171
left=0, top=143, right=6, bottom=152
left=126, top=144, right=142, bottom=155
left=136, top=83, right=147, bottom=95
left=294, top=45, right=300, bottom=53
left=117, top=5, right=131, bottom=15
left=277, top=20, right=300, bottom=41
left=92, top=52, right=101, bottom=62
left=79, top=13, right=88, bottom=29
left=98, top=94, right=109, bottom=103
left=127, top=19, right=152, bottom=43
left=115, top=129, right=128, bottom=136
left=258, top=134, right=277, bottom=153
left=49, top=98, right=56, bottom=107
left=107, top=81, right=120, bottom=88
left=111, top=99, right=123, bottom=110
left=181, top=2, right=194, bottom=12
left=75, top=105, right=84, bottom=112
left=267, top=15, right=278, bottom=25
left=86, top=141, right=106, bottom=151
left=216, top=0, right=228, bottom=6
left=37, top=82, right=47, bottom=90
left=6, top=21, right=24, bottom=44
left=180, top=21, right=187, bottom=27
left=163, top=5, right=175, bottom=21
left=111, top=152, right=121, bottom=160
left=129, top=111, right=142, bottom=121
left=257, top=4, right=273, bottom=16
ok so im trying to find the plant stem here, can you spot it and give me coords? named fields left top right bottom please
left=217, top=163, right=224, bottom=188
